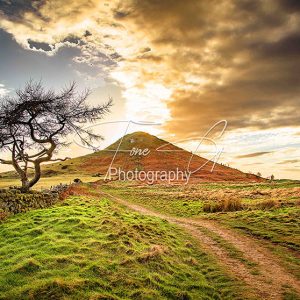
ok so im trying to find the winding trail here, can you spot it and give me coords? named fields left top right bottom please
left=98, top=190, right=300, bottom=299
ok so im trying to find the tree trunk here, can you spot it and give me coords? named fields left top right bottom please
left=28, top=162, right=41, bottom=189
left=21, top=179, right=30, bottom=193
left=11, top=152, right=30, bottom=193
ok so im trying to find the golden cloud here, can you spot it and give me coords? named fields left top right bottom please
left=1, top=0, right=300, bottom=138
left=236, top=152, right=272, bottom=159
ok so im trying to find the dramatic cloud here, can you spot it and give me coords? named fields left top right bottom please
left=0, top=0, right=299, bottom=179
left=137, top=0, right=300, bottom=137
left=27, top=39, right=53, bottom=52
left=1, top=0, right=300, bottom=135
left=0, top=0, right=47, bottom=21
left=236, top=151, right=272, bottom=159
left=0, top=1, right=118, bottom=60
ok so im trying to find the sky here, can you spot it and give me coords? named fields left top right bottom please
left=0, top=0, right=299, bottom=179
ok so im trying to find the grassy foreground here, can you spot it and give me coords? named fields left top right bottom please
left=0, top=186, right=243, bottom=300
left=101, top=181, right=300, bottom=281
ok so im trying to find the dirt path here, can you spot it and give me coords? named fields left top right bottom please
left=99, top=190, right=300, bottom=300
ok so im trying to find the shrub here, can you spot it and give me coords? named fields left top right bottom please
left=256, top=199, right=280, bottom=210
left=203, top=198, right=243, bottom=213
left=59, top=184, right=92, bottom=200
left=203, top=202, right=218, bottom=213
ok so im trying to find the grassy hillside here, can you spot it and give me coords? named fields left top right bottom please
left=0, top=131, right=263, bottom=184
left=0, top=185, right=245, bottom=300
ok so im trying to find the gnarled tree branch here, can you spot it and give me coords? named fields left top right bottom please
left=0, top=80, right=112, bottom=192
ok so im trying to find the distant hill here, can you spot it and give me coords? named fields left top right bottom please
left=1, top=131, right=263, bottom=183
left=38, top=131, right=263, bottom=183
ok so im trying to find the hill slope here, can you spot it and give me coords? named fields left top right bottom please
left=40, top=131, right=262, bottom=183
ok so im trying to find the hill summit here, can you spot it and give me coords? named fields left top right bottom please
left=106, top=131, right=166, bottom=151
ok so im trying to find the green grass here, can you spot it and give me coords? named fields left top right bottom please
left=100, top=181, right=300, bottom=218
left=101, top=184, right=204, bottom=217
left=206, top=207, right=300, bottom=279
left=193, top=181, right=300, bottom=190
left=192, top=225, right=259, bottom=274
left=0, top=175, right=99, bottom=190
left=100, top=181, right=300, bottom=281
left=206, top=207, right=300, bottom=251
left=0, top=191, right=245, bottom=300
left=0, top=179, right=298, bottom=297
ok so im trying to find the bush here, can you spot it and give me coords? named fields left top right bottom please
left=256, top=199, right=280, bottom=210
left=203, top=198, right=243, bottom=213
left=59, top=184, right=90, bottom=200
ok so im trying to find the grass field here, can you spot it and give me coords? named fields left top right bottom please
left=100, top=181, right=300, bottom=281
left=0, top=175, right=99, bottom=190
left=0, top=186, right=245, bottom=300
left=0, top=178, right=299, bottom=299
left=206, top=206, right=300, bottom=279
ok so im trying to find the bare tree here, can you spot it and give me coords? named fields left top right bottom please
left=257, top=172, right=262, bottom=177
left=0, top=81, right=112, bottom=192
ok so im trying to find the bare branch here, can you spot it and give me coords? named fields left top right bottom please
left=49, top=157, right=70, bottom=162
left=0, top=158, right=13, bottom=165
left=0, top=80, right=112, bottom=192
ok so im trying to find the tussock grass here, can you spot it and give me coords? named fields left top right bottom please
left=203, top=198, right=243, bottom=213
left=0, top=192, right=242, bottom=299
left=255, top=199, right=280, bottom=210
left=100, top=181, right=300, bottom=217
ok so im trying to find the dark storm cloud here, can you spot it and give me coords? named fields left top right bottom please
left=1, top=0, right=300, bottom=139
left=251, top=32, right=300, bottom=59
left=0, top=0, right=47, bottom=21
left=27, top=35, right=85, bottom=54
left=28, top=39, right=52, bottom=51
left=116, top=0, right=300, bottom=137
left=0, top=28, right=86, bottom=93
left=62, top=35, right=82, bottom=45
left=278, top=0, right=300, bottom=12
